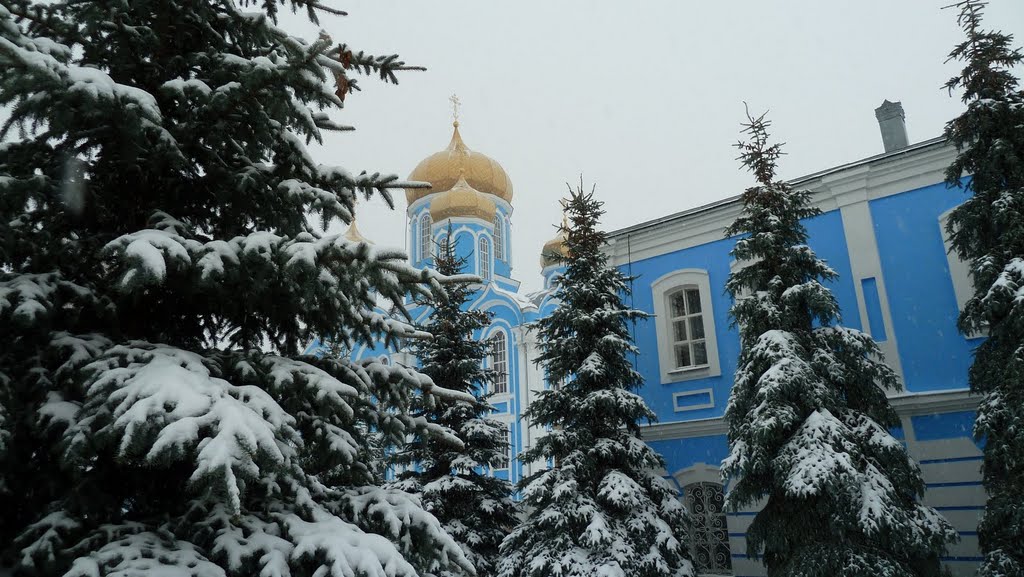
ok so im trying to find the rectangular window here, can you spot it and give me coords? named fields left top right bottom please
left=670, top=288, right=708, bottom=369
left=495, top=426, right=510, bottom=469
left=489, top=333, right=508, bottom=394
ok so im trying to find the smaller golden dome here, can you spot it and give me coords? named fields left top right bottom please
left=406, top=122, right=513, bottom=205
left=430, top=174, right=497, bottom=222
left=343, top=218, right=371, bottom=244
left=540, top=224, right=569, bottom=269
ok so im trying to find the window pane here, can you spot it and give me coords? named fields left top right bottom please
left=670, top=293, right=687, bottom=318
left=686, top=288, right=702, bottom=314
left=688, top=316, right=705, bottom=339
left=675, top=344, right=691, bottom=368
left=693, top=341, right=708, bottom=366
left=673, top=320, right=688, bottom=343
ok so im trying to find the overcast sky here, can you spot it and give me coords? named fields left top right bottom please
left=6, top=2, right=1021, bottom=295
left=282, top=0, right=1023, bottom=294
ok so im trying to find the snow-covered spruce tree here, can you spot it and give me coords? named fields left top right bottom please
left=498, top=185, right=695, bottom=577
left=721, top=109, right=957, bottom=577
left=390, top=229, right=517, bottom=577
left=0, top=2, right=475, bottom=576
left=942, top=2, right=1024, bottom=575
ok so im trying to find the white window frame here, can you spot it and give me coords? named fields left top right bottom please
left=494, top=214, right=505, bottom=261
left=479, top=236, right=491, bottom=280
left=652, top=269, right=721, bottom=383
left=419, top=213, right=432, bottom=260
left=488, top=331, right=508, bottom=395
left=493, top=425, right=511, bottom=471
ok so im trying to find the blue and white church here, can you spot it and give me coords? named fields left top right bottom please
left=316, top=101, right=987, bottom=577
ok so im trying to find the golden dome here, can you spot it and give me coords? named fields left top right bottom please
left=540, top=226, right=568, bottom=268
left=406, top=122, right=513, bottom=205
left=343, top=217, right=371, bottom=244
left=430, top=174, right=497, bottom=222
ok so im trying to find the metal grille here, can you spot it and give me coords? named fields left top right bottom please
left=684, top=482, right=732, bottom=575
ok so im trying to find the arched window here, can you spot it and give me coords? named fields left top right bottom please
left=479, top=236, right=491, bottom=280
left=488, top=332, right=508, bottom=395
left=494, top=214, right=504, bottom=261
left=419, top=213, right=432, bottom=260
left=683, top=482, right=732, bottom=575
left=438, top=233, right=449, bottom=257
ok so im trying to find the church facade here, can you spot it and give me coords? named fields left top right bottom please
left=311, top=103, right=986, bottom=576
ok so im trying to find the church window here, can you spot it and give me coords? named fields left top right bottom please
left=419, top=213, right=432, bottom=260
left=651, top=269, right=722, bottom=383
left=494, top=426, right=510, bottom=470
left=683, top=482, right=732, bottom=575
left=479, top=236, right=491, bottom=280
left=669, top=287, right=707, bottom=369
left=489, top=331, right=508, bottom=395
left=494, top=214, right=505, bottom=261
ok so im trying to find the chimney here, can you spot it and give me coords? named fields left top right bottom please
left=875, top=100, right=909, bottom=153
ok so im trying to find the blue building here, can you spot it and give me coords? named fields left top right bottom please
left=321, top=102, right=985, bottom=576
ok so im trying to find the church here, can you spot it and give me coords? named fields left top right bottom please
left=309, top=100, right=985, bottom=577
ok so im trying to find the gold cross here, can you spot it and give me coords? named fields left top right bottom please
left=449, top=93, right=461, bottom=123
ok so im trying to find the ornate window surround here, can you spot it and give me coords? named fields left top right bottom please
left=651, top=269, right=722, bottom=383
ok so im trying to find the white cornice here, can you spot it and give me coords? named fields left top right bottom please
left=606, top=139, right=958, bottom=265
left=640, top=388, right=980, bottom=442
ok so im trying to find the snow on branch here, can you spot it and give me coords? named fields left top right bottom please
left=72, top=344, right=299, bottom=514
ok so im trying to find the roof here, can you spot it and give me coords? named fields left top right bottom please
left=607, top=136, right=948, bottom=240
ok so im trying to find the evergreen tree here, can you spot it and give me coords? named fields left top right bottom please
left=499, top=184, right=695, bottom=577
left=942, top=2, right=1024, bottom=575
left=0, top=2, right=474, bottom=576
left=721, top=109, right=957, bottom=577
left=391, top=229, right=517, bottom=577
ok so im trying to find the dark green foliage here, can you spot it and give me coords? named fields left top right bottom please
left=498, top=183, right=695, bottom=577
left=943, top=2, right=1024, bottom=575
left=392, top=228, right=516, bottom=577
left=0, top=2, right=472, bottom=575
left=722, top=109, right=957, bottom=577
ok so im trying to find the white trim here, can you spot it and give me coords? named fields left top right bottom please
left=836, top=194, right=904, bottom=383
left=605, top=141, right=957, bottom=266
left=478, top=235, right=492, bottom=281
left=673, top=388, right=715, bottom=412
left=673, top=462, right=722, bottom=488
left=641, top=388, right=981, bottom=442
left=938, top=207, right=976, bottom=318
left=418, top=213, right=432, bottom=260
left=651, top=269, right=722, bottom=383
left=486, top=328, right=509, bottom=396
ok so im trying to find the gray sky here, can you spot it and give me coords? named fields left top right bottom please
left=5, top=2, right=1021, bottom=295
left=285, top=0, right=1023, bottom=294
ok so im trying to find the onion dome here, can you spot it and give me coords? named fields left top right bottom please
left=540, top=217, right=569, bottom=268
left=406, top=121, right=513, bottom=205
left=343, top=217, right=370, bottom=244
left=430, top=172, right=497, bottom=222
